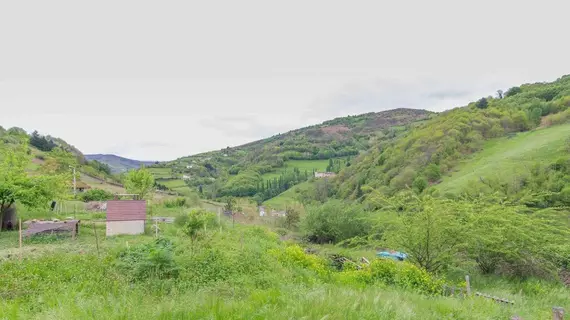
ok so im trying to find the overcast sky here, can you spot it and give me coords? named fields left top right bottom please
left=1, top=0, right=569, bottom=161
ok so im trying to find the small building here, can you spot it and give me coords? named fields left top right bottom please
left=106, top=200, right=147, bottom=236
left=259, top=206, right=266, bottom=217
left=75, top=181, right=92, bottom=193
left=314, top=172, right=337, bottom=178
left=182, top=174, right=191, bottom=180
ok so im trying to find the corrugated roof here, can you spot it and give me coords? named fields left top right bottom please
left=106, top=200, right=147, bottom=221
left=25, top=220, right=80, bottom=236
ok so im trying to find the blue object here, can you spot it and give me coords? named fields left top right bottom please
left=377, top=251, right=408, bottom=261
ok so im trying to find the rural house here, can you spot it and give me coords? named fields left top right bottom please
left=106, top=199, right=147, bottom=236
left=314, top=171, right=336, bottom=178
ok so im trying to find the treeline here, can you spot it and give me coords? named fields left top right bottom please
left=336, top=75, right=570, bottom=200
left=29, top=130, right=57, bottom=152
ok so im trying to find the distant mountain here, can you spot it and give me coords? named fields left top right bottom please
left=84, top=154, right=157, bottom=173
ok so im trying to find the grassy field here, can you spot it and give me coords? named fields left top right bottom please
left=148, top=167, right=173, bottom=179
left=1, top=207, right=568, bottom=319
left=436, top=123, right=570, bottom=195
left=263, top=181, right=312, bottom=209
left=261, top=159, right=330, bottom=181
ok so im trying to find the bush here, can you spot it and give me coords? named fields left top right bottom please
left=302, top=200, right=371, bottom=244
left=80, top=189, right=115, bottom=202
left=114, top=238, right=179, bottom=281
left=163, top=197, right=187, bottom=208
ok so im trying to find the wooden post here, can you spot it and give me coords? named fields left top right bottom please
left=465, top=275, right=471, bottom=295
left=19, top=219, right=22, bottom=261
left=155, top=219, right=158, bottom=238
left=553, top=307, right=564, bottom=320
left=93, top=222, right=100, bottom=258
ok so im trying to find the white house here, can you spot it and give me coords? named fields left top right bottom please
left=314, top=172, right=337, bottom=178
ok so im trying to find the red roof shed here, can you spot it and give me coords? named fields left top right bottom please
left=106, top=200, right=147, bottom=221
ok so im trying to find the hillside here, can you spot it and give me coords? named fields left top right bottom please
left=151, top=108, right=432, bottom=201
left=84, top=154, right=156, bottom=173
left=328, top=74, right=570, bottom=208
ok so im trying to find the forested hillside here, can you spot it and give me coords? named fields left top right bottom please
left=332, top=75, right=570, bottom=204
left=85, top=154, right=156, bottom=173
left=151, top=108, right=432, bottom=200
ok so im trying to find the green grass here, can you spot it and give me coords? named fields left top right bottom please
left=263, top=181, right=312, bottom=209
left=436, top=123, right=570, bottom=195
left=261, top=159, right=330, bottom=181
left=148, top=167, right=173, bottom=179
left=1, top=213, right=568, bottom=319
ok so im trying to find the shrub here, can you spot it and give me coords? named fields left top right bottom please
left=80, top=189, right=115, bottom=202
left=163, top=197, right=187, bottom=208
left=302, top=200, right=370, bottom=244
left=114, top=238, right=179, bottom=281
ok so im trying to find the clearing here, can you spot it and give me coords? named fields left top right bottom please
left=436, top=123, right=570, bottom=195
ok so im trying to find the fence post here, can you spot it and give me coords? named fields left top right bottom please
left=93, top=222, right=100, bottom=258
left=553, top=307, right=564, bottom=320
left=465, top=275, right=471, bottom=295
left=19, top=219, right=22, bottom=261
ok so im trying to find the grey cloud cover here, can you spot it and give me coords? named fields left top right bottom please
left=1, top=0, right=569, bottom=160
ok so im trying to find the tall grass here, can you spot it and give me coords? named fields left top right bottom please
left=0, top=212, right=568, bottom=319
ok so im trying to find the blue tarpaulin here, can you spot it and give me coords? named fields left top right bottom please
left=377, top=251, right=407, bottom=261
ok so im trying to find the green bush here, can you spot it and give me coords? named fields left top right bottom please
left=163, top=197, right=188, bottom=208
left=114, top=238, right=180, bottom=281
left=80, top=188, right=115, bottom=202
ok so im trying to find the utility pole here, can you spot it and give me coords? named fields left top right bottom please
left=69, top=165, right=76, bottom=197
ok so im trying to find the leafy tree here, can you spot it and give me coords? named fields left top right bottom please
left=0, top=143, right=68, bottom=229
left=124, top=167, right=155, bottom=199
left=285, top=207, right=300, bottom=229
left=302, top=200, right=370, bottom=243
left=384, top=196, right=463, bottom=272
left=475, top=97, right=489, bottom=109
left=412, top=176, right=428, bottom=193
left=29, top=130, right=57, bottom=152
left=505, top=86, right=522, bottom=97
left=198, top=185, right=203, bottom=194
left=424, top=163, right=441, bottom=182
left=497, top=89, right=504, bottom=99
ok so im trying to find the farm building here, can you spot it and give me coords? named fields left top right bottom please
left=106, top=200, right=147, bottom=236
left=314, top=172, right=336, bottom=178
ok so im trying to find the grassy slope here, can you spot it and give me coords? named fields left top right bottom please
left=263, top=181, right=312, bottom=209
left=436, top=123, right=570, bottom=195
left=261, top=159, right=330, bottom=180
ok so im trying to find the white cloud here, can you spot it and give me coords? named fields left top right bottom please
left=1, top=0, right=569, bottom=160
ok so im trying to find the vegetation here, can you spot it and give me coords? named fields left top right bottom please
left=124, top=167, right=155, bottom=199
left=79, top=189, right=115, bottom=202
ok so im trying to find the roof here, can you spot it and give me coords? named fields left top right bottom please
left=25, top=220, right=80, bottom=236
left=75, top=181, right=91, bottom=189
left=106, top=200, right=147, bottom=221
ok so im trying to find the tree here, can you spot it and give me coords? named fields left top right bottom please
left=385, top=197, right=463, bottom=272
left=412, top=176, right=428, bottom=193
left=475, top=97, right=489, bottom=109
left=124, top=167, right=155, bottom=199
left=505, top=86, right=522, bottom=97
left=198, top=185, right=203, bottom=194
left=497, top=90, right=504, bottom=99
left=0, top=143, right=68, bottom=230
left=285, top=207, right=300, bottom=229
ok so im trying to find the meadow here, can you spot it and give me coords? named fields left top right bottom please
left=260, top=159, right=330, bottom=181
left=1, top=201, right=568, bottom=320
left=436, top=123, right=570, bottom=195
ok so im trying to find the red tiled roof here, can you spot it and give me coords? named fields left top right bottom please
left=106, top=200, right=147, bottom=221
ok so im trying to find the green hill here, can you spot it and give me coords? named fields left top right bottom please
left=436, top=123, right=570, bottom=196
left=333, top=75, right=570, bottom=205
left=152, top=108, right=432, bottom=201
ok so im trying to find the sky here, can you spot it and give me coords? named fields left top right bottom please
left=1, top=0, right=569, bottom=161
